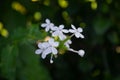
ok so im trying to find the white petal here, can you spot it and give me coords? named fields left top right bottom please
left=52, top=31, right=58, bottom=36
left=50, top=23, right=54, bottom=26
left=51, top=26, right=58, bottom=31
left=69, top=29, right=75, bottom=33
left=46, top=19, right=50, bottom=23
left=53, top=42, right=59, bottom=47
left=59, top=33, right=66, bottom=40
left=49, top=38, right=54, bottom=42
left=41, top=23, right=46, bottom=27
left=75, top=32, right=80, bottom=38
left=79, top=34, right=84, bottom=38
left=49, top=23, right=54, bottom=29
left=48, top=38, right=59, bottom=47
left=78, top=50, right=85, bottom=57
left=64, top=40, right=72, bottom=48
left=35, top=49, right=42, bottom=54
left=48, top=38, right=54, bottom=44
left=38, top=43, right=43, bottom=48
left=62, top=29, right=69, bottom=33
left=68, top=40, right=72, bottom=44
left=71, top=24, right=76, bottom=30
left=77, top=28, right=83, bottom=32
left=64, top=43, right=69, bottom=48
left=51, top=47, right=58, bottom=54
left=59, top=25, right=64, bottom=29
left=41, top=53, right=47, bottom=59
left=45, top=26, right=49, bottom=32
left=42, top=48, right=51, bottom=59
left=42, top=42, right=50, bottom=48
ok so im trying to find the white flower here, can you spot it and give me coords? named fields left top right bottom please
left=68, top=48, right=85, bottom=57
left=35, top=38, right=59, bottom=59
left=78, top=50, right=85, bottom=57
left=41, top=19, right=54, bottom=32
left=36, top=19, right=86, bottom=63
left=64, top=40, right=72, bottom=48
left=35, top=42, right=49, bottom=54
left=52, top=25, right=69, bottom=40
left=52, top=25, right=69, bottom=33
left=69, top=24, right=84, bottom=38
left=35, top=42, right=50, bottom=59
left=47, top=38, right=59, bottom=54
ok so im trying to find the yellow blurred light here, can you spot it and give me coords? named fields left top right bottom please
left=44, top=36, right=50, bottom=41
left=58, top=0, right=68, bottom=8
left=0, top=28, right=9, bottom=38
left=43, top=0, right=50, bottom=6
left=11, top=1, right=27, bottom=14
left=34, top=12, right=42, bottom=21
left=116, top=46, right=120, bottom=53
left=31, top=0, right=39, bottom=2
left=91, top=1, right=97, bottom=10
left=0, top=22, right=3, bottom=31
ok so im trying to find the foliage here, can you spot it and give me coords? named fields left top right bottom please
left=0, top=0, right=120, bottom=80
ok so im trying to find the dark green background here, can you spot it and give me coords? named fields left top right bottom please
left=0, top=0, right=120, bottom=80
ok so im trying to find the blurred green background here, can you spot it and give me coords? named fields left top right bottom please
left=0, top=0, right=120, bottom=80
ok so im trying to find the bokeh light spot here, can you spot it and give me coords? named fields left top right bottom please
left=58, top=0, right=68, bottom=8
left=0, top=28, right=9, bottom=38
left=31, top=0, right=39, bottom=2
left=11, top=1, right=27, bottom=14
left=44, top=36, right=50, bottom=41
left=91, top=1, right=97, bottom=10
left=34, top=12, right=42, bottom=21
left=116, top=46, right=120, bottom=54
left=43, top=0, right=50, bottom=6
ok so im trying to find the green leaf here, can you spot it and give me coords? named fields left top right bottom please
left=1, top=45, right=19, bottom=80
left=1, top=43, right=51, bottom=80
left=17, top=43, right=51, bottom=80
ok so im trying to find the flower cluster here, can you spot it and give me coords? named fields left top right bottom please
left=35, top=19, right=85, bottom=63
